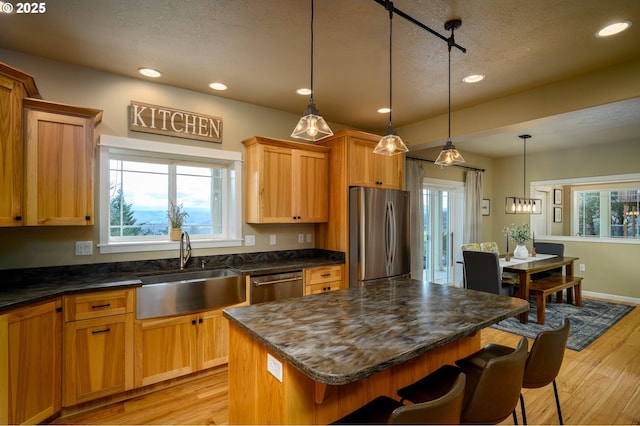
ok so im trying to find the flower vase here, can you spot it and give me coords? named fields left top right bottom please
left=513, top=244, right=529, bottom=259
left=170, top=228, right=182, bottom=241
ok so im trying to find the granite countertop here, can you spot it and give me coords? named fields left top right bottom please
left=0, top=249, right=344, bottom=313
left=223, top=278, right=530, bottom=385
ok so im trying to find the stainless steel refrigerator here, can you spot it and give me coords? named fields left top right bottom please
left=349, top=187, right=411, bottom=286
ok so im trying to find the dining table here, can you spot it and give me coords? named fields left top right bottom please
left=500, top=254, right=579, bottom=323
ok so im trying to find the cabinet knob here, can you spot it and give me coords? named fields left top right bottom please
left=14, top=215, right=22, bottom=221
left=192, top=319, right=197, bottom=325
left=85, top=215, right=91, bottom=221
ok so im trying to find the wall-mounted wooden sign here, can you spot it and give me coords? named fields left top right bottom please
left=129, top=101, right=223, bottom=143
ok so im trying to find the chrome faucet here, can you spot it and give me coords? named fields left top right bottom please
left=179, top=231, right=192, bottom=270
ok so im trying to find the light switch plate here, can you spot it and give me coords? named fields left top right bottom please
left=270, top=234, right=276, bottom=245
left=245, top=235, right=256, bottom=246
left=298, top=233, right=304, bottom=243
left=267, top=353, right=283, bottom=382
left=306, top=233, right=312, bottom=243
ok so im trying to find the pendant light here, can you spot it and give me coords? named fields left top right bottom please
left=434, top=19, right=466, bottom=166
left=505, top=134, right=542, bottom=214
left=373, top=1, right=408, bottom=156
left=291, top=0, right=333, bottom=142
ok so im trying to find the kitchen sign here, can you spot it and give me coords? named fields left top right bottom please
left=129, top=101, right=223, bottom=143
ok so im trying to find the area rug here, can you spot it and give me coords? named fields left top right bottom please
left=491, top=298, right=635, bottom=351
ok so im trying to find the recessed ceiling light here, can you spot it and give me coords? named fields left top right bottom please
left=296, top=88, right=312, bottom=96
left=377, top=107, right=391, bottom=114
left=596, top=21, right=631, bottom=37
left=138, top=68, right=162, bottom=78
left=209, top=82, right=228, bottom=91
left=463, top=74, right=485, bottom=83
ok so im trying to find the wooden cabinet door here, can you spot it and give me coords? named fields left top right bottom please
left=348, top=137, right=403, bottom=189
left=24, top=109, right=94, bottom=226
left=1, top=299, right=62, bottom=425
left=134, top=314, right=197, bottom=387
left=295, top=149, right=328, bottom=222
left=197, top=309, right=229, bottom=370
left=375, top=153, right=403, bottom=189
left=63, top=313, right=134, bottom=406
left=260, top=144, right=294, bottom=222
left=348, top=138, right=378, bottom=187
left=0, top=74, right=25, bottom=227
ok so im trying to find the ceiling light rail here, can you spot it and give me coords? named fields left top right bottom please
left=407, top=156, right=484, bottom=173
left=371, top=0, right=467, bottom=53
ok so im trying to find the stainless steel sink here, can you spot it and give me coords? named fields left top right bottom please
left=136, top=268, right=246, bottom=319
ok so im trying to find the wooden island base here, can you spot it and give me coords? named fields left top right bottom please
left=228, top=322, right=481, bottom=425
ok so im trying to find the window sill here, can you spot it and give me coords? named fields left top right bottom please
left=537, top=235, right=640, bottom=245
left=98, top=238, right=243, bottom=254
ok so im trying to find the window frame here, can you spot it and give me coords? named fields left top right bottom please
left=98, top=134, right=243, bottom=254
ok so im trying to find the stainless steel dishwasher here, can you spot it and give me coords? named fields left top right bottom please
left=250, top=271, right=304, bottom=304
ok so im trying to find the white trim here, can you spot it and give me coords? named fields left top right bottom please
left=583, top=291, right=640, bottom=305
left=99, top=134, right=242, bottom=162
left=537, top=235, right=639, bottom=245
left=532, top=172, right=640, bottom=186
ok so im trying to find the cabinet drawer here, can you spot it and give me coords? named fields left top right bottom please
left=305, top=281, right=342, bottom=295
left=304, top=264, right=343, bottom=285
left=64, top=289, right=134, bottom=322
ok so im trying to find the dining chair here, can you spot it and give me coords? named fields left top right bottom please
left=456, top=318, right=571, bottom=425
left=461, top=242, right=481, bottom=252
left=331, top=371, right=466, bottom=424
left=398, top=337, right=529, bottom=424
left=532, top=242, right=565, bottom=280
left=463, top=250, right=516, bottom=296
left=481, top=241, right=519, bottom=285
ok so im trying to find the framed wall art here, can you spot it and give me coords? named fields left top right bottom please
left=554, top=189, right=562, bottom=205
left=554, top=207, right=562, bottom=223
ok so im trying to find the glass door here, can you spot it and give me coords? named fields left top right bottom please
left=423, top=180, right=464, bottom=285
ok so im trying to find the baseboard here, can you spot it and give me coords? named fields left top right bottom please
left=583, top=291, right=640, bottom=305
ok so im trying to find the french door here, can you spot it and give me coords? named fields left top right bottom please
left=423, top=179, right=464, bottom=285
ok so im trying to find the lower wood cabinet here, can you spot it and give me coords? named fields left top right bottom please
left=304, top=264, right=344, bottom=295
left=62, top=289, right=134, bottom=406
left=0, top=299, right=62, bottom=425
left=134, top=305, right=244, bottom=387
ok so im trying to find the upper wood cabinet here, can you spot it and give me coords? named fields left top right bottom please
left=0, top=299, right=62, bottom=425
left=348, top=136, right=403, bottom=189
left=23, top=98, right=102, bottom=226
left=243, top=136, right=329, bottom=223
left=0, top=63, right=39, bottom=227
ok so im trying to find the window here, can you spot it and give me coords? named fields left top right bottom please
left=531, top=173, right=640, bottom=243
left=575, top=188, right=640, bottom=238
left=99, top=135, right=242, bottom=253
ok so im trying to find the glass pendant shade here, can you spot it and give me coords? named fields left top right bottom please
left=291, top=101, right=333, bottom=141
left=374, top=124, right=408, bottom=155
left=434, top=139, right=465, bottom=166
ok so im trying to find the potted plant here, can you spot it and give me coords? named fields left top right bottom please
left=167, top=201, right=188, bottom=241
left=503, top=223, right=531, bottom=259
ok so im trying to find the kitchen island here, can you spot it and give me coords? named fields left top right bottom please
left=223, top=278, right=529, bottom=425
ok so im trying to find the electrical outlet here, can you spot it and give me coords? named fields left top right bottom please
left=245, top=235, right=255, bottom=246
left=579, top=263, right=586, bottom=272
left=267, top=353, right=283, bottom=382
left=306, top=233, right=312, bottom=243
left=269, top=234, right=277, bottom=245
left=75, top=241, right=93, bottom=256
left=298, top=233, right=304, bottom=243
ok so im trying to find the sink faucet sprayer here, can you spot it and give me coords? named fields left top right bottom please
left=180, top=231, right=192, bottom=270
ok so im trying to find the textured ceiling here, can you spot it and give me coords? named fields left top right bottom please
left=1, top=0, right=639, bottom=157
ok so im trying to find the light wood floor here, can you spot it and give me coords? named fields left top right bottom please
left=54, top=299, right=640, bottom=425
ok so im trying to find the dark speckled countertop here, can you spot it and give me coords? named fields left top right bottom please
left=223, top=278, right=529, bottom=385
left=0, top=249, right=344, bottom=313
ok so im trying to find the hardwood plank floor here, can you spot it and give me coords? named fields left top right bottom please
left=55, top=298, right=639, bottom=425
